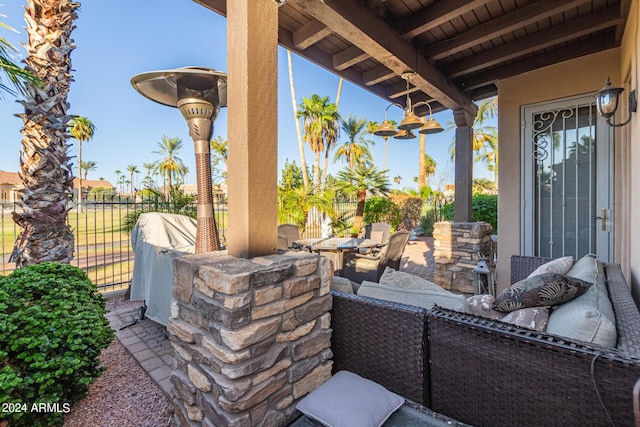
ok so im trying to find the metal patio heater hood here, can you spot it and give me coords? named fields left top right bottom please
left=131, top=66, right=227, bottom=253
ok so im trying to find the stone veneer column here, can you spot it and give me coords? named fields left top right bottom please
left=433, top=221, right=494, bottom=294
left=168, top=251, right=333, bottom=427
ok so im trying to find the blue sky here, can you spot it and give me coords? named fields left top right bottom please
left=0, top=0, right=491, bottom=192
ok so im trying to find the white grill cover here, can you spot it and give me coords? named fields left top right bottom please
left=130, top=212, right=196, bottom=325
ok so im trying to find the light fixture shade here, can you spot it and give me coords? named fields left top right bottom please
left=131, top=66, right=228, bottom=108
left=398, top=111, right=423, bottom=130
left=595, top=77, right=624, bottom=119
left=393, top=129, right=416, bottom=139
left=374, top=120, right=397, bottom=137
left=419, top=117, right=444, bottom=134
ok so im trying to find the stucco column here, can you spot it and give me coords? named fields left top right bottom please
left=453, top=109, right=474, bottom=222
left=227, top=0, right=279, bottom=258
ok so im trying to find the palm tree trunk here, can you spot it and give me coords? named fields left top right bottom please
left=419, top=127, right=426, bottom=190
left=77, top=140, right=83, bottom=213
left=353, top=189, right=366, bottom=236
left=335, top=77, right=343, bottom=108
left=287, top=50, right=309, bottom=187
left=11, top=0, right=79, bottom=267
left=382, top=137, right=390, bottom=173
left=320, top=77, right=344, bottom=189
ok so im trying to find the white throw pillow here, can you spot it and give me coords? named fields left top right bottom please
left=547, top=254, right=617, bottom=347
left=527, top=256, right=573, bottom=278
left=379, top=267, right=447, bottom=293
left=296, top=371, right=404, bottom=427
left=358, top=280, right=467, bottom=311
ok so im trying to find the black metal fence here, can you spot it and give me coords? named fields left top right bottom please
left=1, top=197, right=443, bottom=291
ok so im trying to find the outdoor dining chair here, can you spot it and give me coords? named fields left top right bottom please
left=343, top=230, right=410, bottom=283
left=277, top=223, right=302, bottom=250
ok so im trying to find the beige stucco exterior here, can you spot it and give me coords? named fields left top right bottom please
left=496, top=0, right=639, bottom=304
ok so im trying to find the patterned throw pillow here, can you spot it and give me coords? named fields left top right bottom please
left=493, top=273, right=591, bottom=313
left=466, top=295, right=504, bottom=320
left=501, top=307, right=550, bottom=332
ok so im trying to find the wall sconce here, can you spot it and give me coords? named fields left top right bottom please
left=595, top=77, right=637, bottom=127
left=374, top=72, right=444, bottom=138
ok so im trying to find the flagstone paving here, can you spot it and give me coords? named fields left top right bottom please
left=105, top=236, right=436, bottom=399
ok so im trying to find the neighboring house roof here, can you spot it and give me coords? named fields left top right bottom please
left=0, top=170, right=22, bottom=185
left=72, top=178, right=114, bottom=189
left=0, top=171, right=113, bottom=189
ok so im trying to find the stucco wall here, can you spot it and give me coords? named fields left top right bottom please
left=620, top=0, right=640, bottom=304
left=495, top=49, right=621, bottom=290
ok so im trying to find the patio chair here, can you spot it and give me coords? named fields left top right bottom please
left=360, top=222, right=391, bottom=255
left=343, top=230, right=410, bottom=283
left=277, top=223, right=301, bottom=250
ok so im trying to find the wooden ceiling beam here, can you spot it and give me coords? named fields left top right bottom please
left=402, top=0, right=492, bottom=39
left=458, top=33, right=616, bottom=91
left=428, top=0, right=590, bottom=61
left=293, top=19, right=333, bottom=50
left=386, top=81, right=420, bottom=99
left=332, top=46, right=369, bottom=71
left=445, top=5, right=622, bottom=78
left=291, top=0, right=477, bottom=115
left=277, top=27, right=392, bottom=102
left=363, top=66, right=396, bottom=86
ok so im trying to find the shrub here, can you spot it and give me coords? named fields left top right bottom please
left=441, top=194, right=498, bottom=232
left=0, top=263, right=114, bottom=427
left=390, top=195, right=423, bottom=231
left=420, top=209, right=438, bottom=237
left=86, top=186, right=116, bottom=201
left=363, top=197, right=402, bottom=229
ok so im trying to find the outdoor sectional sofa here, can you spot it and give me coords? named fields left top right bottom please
left=329, top=255, right=640, bottom=426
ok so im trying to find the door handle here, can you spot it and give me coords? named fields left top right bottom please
left=593, top=208, right=607, bottom=232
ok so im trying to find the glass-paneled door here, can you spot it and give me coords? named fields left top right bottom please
left=522, top=95, right=613, bottom=262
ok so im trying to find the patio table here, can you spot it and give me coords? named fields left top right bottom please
left=293, top=237, right=378, bottom=276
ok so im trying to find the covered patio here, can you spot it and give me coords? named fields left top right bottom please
left=195, top=0, right=639, bottom=297
left=165, top=0, right=639, bottom=425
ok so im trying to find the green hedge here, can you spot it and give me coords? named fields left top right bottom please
left=441, top=194, right=498, bottom=232
left=0, top=263, right=114, bottom=427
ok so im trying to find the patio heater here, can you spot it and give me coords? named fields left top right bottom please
left=131, top=66, right=227, bottom=253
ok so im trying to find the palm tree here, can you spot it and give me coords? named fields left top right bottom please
left=365, top=121, right=378, bottom=162
left=127, top=164, right=139, bottom=195
left=0, top=20, right=40, bottom=99
left=69, top=116, right=96, bottom=211
left=287, top=50, right=309, bottom=188
left=154, top=135, right=185, bottom=194
left=142, top=162, right=156, bottom=187
left=298, top=94, right=340, bottom=190
left=210, top=136, right=228, bottom=184
left=11, top=0, right=80, bottom=267
left=334, top=115, right=372, bottom=169
left=80, top=160, right=97, bottom=180
left=393, top=175, right=403, bottom=189
left=448, top=97, right=498, bottom=180
left=336, top=165, right=390, bottom=236
left=115, top=169, right=122, bottom=193
left=278, top=184, right=335, bottom=234
left=423, top=153, right=437, bottom=188
left=381, top=119, right=396, bottom=174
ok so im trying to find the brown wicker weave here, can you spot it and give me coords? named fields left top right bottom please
left=330, top=290, right=430, bottom=406
left=427, top=256, right=640, bottom=426
left=328, top=256, right=640, bottom=426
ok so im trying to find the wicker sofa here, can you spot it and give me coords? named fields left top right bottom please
left=330, top=255, right=640, bottom=426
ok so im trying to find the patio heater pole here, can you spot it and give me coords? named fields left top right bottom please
left=130, top=67, right=227, bottom=253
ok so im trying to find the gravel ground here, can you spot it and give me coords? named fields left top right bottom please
left=63, top=293, right=174, bottom=427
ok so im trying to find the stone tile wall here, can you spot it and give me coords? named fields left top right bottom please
left=168, top=251, right=333, bottom=426
left=433, top=221, right=494, bottom=294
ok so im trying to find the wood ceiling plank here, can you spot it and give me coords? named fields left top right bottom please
left=363, top=67, right=396, bottom=86
left=333, top=46, right=369, bottom=71
left=458, top=32, right=616, bottom=91
left=293, top=19, right=333, bottom=49
left=427, top=0, right=591, bottom=60
left=446, top=5, right=621, bottom=77
left=402, top=0, right=493, bottom=39
left=291, top=0, right=477, bottom=115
